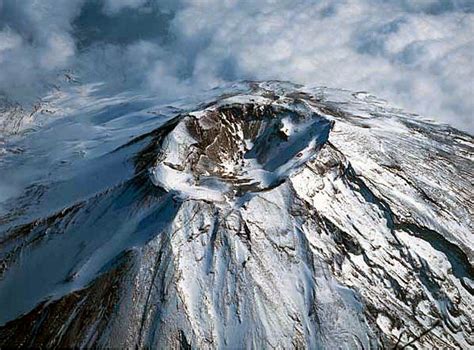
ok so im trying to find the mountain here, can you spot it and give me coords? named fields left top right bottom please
left=0, top=81, right=472, bottom=348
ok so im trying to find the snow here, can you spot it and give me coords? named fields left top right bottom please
left=151, top=163, right=228, bottom=202
left=0, top=81, right=472, bottom=349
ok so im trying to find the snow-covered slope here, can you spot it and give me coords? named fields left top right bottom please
left=0, top=81, right=472, bottom=348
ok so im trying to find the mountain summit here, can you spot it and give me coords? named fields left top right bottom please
left=0, top=81, right=472, bottom=348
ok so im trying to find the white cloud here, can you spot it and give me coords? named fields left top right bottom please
left=0, top=0, right=472, bottom=132
left=102, top=0, right=149, bottom=15
left=0, top=0, right=84, bottom=101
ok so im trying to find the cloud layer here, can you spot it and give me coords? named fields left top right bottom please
left=0, top=0, right=473, bottom=132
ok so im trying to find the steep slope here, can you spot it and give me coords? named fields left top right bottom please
left=0, top=81, right=472, bottom=348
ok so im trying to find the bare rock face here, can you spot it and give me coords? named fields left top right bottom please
left=0, top=81, right=472, bottom=348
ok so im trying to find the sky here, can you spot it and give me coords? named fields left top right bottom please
left=0, top=0, right=473, bottom=132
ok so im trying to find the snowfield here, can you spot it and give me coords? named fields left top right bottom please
left=0, top=81, right=472, bottom=348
